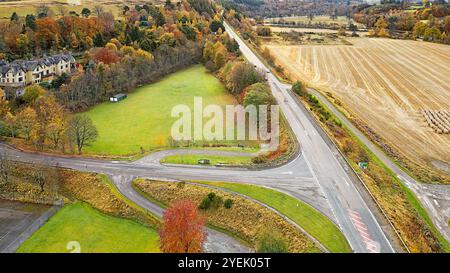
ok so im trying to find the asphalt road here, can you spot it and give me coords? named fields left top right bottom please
left=1, top=22, right=426, bottom=253
left=109, top=175, right=251, bottom=253
left=223, top=21, right=394, bottom=253
left=309, top=89, right=450, bottom=244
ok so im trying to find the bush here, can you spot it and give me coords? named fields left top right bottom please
left=0, top=121, right=11, bottom=137
left=292, top=81, right=306, bottom=96
left=243, top=83, right=275, bottom=108
left=251, top=155, right=268, bottom=164
left=224, top=198, right=233, bottom=209
left=342, top=140, right=354, bottom=155
left=198, top=192, right=223, bottom=210
left=257, top=228, right=288, bottom=253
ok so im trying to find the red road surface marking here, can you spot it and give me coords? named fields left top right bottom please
left=348, top=209, right=379, bottom=253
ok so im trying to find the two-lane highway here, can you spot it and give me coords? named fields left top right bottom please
left=224, top=21, right=394, bottom=253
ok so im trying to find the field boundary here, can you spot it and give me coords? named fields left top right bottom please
left=1, top=205, right=61, bottom=253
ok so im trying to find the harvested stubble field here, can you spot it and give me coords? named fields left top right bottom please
left=264, top=37, right=450, bottom=178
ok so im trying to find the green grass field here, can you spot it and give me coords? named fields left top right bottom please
left=17, top=203, right=160, bottom=253
left=0, top=1, right=123, bottom=19
left=197, top=181, right=352, bottom=253
left=84, top=65, right=238, bottom=156
left=161, top=154, right=252, bottom=166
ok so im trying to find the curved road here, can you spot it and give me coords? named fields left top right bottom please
left=5, top=22, right=436, bottom=253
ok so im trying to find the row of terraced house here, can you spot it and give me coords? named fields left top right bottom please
left=0, top=53, right=76, bottom=89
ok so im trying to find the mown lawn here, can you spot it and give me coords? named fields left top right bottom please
left=197, top=181, right=352, bottom=253
left=17, top=203, right=160, bottom=253
left=83, top=65, right=239, bottom=156
left=161, top=154, right=252, bottom=166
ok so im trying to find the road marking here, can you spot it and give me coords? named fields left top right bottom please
left=348, top=209, right=380, bottom=253
left=433, top=199, right=439, bottom=207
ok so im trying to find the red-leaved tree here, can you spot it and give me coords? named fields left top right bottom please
left=159, top=200, right=206, bottom=253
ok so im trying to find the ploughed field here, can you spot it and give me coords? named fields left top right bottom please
left=264, top=37, right=450, bottom=173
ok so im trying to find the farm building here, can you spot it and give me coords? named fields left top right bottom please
left=110, top=94, right=127, bottom=102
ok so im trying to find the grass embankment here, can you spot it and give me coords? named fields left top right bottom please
left=133, top=179, right=322, bottom=253
left=161, top=154, right=252, bottom=166
left=297, top=91, right=450, bottom=252
left=16, top=202, right=160, bottom=253
left=60, top=171, right=160, bottom=228
left=1, top=163, right=162, bottom=253
left=195, top=181, right=351, bottom=253
left=84, top=65, right=255, bottom=156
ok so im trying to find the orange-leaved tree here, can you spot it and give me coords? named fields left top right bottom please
left=159, top=200, right=206, bottom=253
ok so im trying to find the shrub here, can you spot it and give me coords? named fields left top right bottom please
left=342, top=140, right=354, bottom=155
left=198, top=192, right=223, bottom=210
left=224, top=198, right=233, bottom=209
left=257, top=228, right=288, bottom=253
left=252, top=155, right=268, bottom=164
left=292, top=81, right=306, bottom=96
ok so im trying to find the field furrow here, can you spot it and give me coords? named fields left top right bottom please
left=265, top=38, right=450, bottom=171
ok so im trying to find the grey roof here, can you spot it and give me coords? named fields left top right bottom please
left=0, top=63, right=25, bottom=76
left=0, top=53, right=75, bottom=77
left=112, top=93, right=127, bottom=98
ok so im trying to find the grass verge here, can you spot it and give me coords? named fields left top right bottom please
left=16, top=202, right=160, bottom=253
left=133, top=179, right=322, bottom=253
left=160, top=154, right=252, bottom=166
left=194, top=181, right=351, bottom=253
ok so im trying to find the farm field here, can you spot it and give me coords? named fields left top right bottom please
left=84, top=65, right=244, bottom=156
left=266, top=26, right=369, bottom=36
left=0, top=0, right=125, bottom=19
left=263, top=37, right=450, bottom=175
left=265, top=15, right=350, bottom=25
left=16, top=202, right=160, bottom=253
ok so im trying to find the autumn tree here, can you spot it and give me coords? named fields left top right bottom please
left=243, top=83, right=275, bottom=108
left=413, top=22, right=427, bottom=37
left=374, top=17, right=389, bottom=37
left=213, top=41, right=227, bottom=70
left=226, top=62, right=263, bottom=94
left=22, top=85, right=47, bottom=104
left=92, top=47, right=119, bottom=65
left=33, top=95, right=65, bottom=150
left=0, top=152, right=11, bottom=186
left=159, top=200, right=206, bottom=253
left=35, top=18, right=60, bottom=50
left=445, top=16, right=450, bottom=34
left=16, top=107, right=38, bottom=141
left=67, top=115, right=98, bottom=154
left=4, top=112, right=18, bottom=137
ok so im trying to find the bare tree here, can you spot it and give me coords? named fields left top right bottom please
left=93, top=5, right=104, bottom=17
left=67, top=115, right=98, bottom=154
left=57, top=6, right=68, bottom=17
left=30, top=160, right=59, bottom=194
